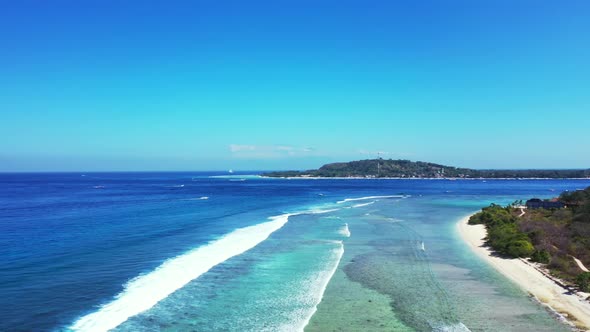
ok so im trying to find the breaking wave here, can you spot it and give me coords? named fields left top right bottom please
left=69, top=207, right=340, bottom=332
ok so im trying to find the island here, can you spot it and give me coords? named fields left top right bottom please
left=459, top=186, right=590, bottom=330
left=262, top=159, right=590, bottom=179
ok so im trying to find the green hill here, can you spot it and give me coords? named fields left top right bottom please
left=262, top=159, right=590, bottom=179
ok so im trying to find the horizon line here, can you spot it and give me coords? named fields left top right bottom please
left=1, top=167, right=589, bottom=174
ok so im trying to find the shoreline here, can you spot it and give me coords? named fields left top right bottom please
left=457, top=214, right=590, bottom=331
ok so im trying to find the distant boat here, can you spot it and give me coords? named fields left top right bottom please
left=421, top=242, right=425, bottom=251
left=228, top=169, right=234, bottom=174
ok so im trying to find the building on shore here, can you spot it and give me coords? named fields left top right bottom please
left=526, top=198, right=566, bottom=210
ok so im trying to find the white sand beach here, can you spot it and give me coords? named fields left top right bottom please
left=457, top=214, right=590, bottom=331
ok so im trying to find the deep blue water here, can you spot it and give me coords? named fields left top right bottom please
left=1, top=173, right=588, bottom=331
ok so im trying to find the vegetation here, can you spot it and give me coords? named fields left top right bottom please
left=262, top=159, right=590, bottom=179
left=531, top=249, right=551, bottom=264
left=468, top=204, right=534, bottom=257
left=471, top=186, right=590, bottom=286
left=576, top=272, right=590, bottom=292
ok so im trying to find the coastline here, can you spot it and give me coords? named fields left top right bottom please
left=457, top=214, right=590, bottom=331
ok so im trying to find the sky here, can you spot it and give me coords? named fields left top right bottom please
left=1, top=1, right=589, bottom=171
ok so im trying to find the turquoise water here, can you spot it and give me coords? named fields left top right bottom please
left=1, top=174, right=587, bottom=331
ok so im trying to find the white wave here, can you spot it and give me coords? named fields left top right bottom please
left=337, top=195, right=404, bottom=204
left=298, top=241, right=345, bottom=331
left=184, top=196, right=209, bottom=201
left=352, top=201, right=375, bottom=208
left=339, top=223, right=351, bottom=238
left=433, top=322, right=471, bottom=332
left=208, top=175, right=260, bottom=179
left=69, top=213, right=295, bottom=332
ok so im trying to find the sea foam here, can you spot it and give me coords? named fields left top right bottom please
left=70, top=213, right=295, bottom=332
left=184, top=196, right=209, bottom=201
left=433, top=322, right=471, bottom=332
left=337, top=195, right=404, bottom=204
left=339, top=223, right=351, bottom=238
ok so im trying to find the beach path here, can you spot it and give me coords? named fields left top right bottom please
left=573, top=256, right=590, bottom=273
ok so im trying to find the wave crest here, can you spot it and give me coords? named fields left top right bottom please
left=337, top=195, right=405, bottom=204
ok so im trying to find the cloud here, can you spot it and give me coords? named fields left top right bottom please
left=229, top=144, right=258, bottom=153
left=229, top=144, right=317, bottom=158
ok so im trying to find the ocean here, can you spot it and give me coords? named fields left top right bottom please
left=1, top=172, right=588, bottom=331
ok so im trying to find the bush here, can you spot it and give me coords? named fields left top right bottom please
left=505, top=239, right=535, bottom=257
left=576, top=272, right=590, bottom=292
left=468, top=214, right=482, bottom=225
left=531, top=250, right=551, bottom=264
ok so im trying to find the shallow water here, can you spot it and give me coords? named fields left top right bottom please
left=308, top=197, right=570, bottom=331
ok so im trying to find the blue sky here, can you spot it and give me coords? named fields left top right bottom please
left=1, top=1, right=589, bottom=171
